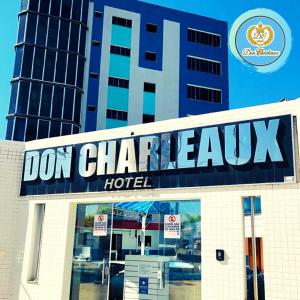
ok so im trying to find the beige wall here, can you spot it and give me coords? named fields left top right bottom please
left=0, top=141, right=27, bottom=300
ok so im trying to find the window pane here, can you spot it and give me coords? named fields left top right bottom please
left=66, top=53, right=77, bottom=85
left=6, top=118, right=14, bottom=140
left=38, top=120, right=49, bottom=139
left=69, top=23, right=80, bottom=52
left=36, top=15, right=48, bottom=46
left=40, top=84, right=53, bottom=117
left=47, top=18, right=59, bottom=48
left=25, top=118, right=38, bottom=141
left=79, top=26, right=87, bottom=56
left=13, top=117, right=26, bottom=141
left=81, top=0, right=89, bottom=24
left=8, top=82, right=19, bottom=114
left=21, top=0, right=29, bottom=11
left=63, top=89, right=74, bottom=120
left=17, top=15, right=26, bottom=43
left=17, top=81, right=30, bottom=114
left=21, top=45, right=34, bottom=78
left=25, top=13, right=37, bottom=43
left=73, top=91, right=81, bottom=123
left=29, top=0, right=39, bottom=11
left=49, top=121, right=61, bottom=137
left=72, top=125, right=80, bottom=134
left=58, top=20, right=70, bottom=51
left=44, top=50, right=56, bottom=81
left=28, top=82, right=41, bottom=115
left=32, top=48, right=45, bottom=79
left=52, top=86, right=63, bottom=118
left=40, top=0, right=50, bottom=14
left=76, top=56, right=85, bottom=88
left=61, top=123, right=72, bottom=136
left=13, top=47, right=23, bottom=78
left=50, top=0, right=61, bottom=17
left=55, top=52, right=67, bottom=83
left=61, top=0, right=72, bottom=19
left=72, top=0, right=82, bottom=21
left=254, top=197, right=262, bottom=214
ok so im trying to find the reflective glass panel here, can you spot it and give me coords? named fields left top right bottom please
left=25, top=13, right=37, bottom=43
left=17, top=81, right=30, bottom=114
left=21, top=45, right=34, bottom=78
left=70, top=200, right=201, bottom=300
left=28, top=82, right=41, bottom=115
left=8, top=82, right=18, bottom=114
left=40, top=84, right=53, bottom=117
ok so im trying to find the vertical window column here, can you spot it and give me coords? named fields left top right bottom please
left=143, top=83, right=156, bottom=123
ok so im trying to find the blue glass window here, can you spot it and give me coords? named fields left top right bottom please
left=21, top=45, right=34, bottom=78
left=79, top=26, right=86, bottom=56
left=6, top=118, right=14, bottom=140
left=243, top=197, right=262, bottom=215
left=40, top=0, right=50, bottom=14
left=69, top=23, right=79, bottom=52
left=17, top=81, right=30, bottom=114
left=50, top=121, right=61, bottom=137
left=76, top=56, right=85, bottom=88
left=29, top=0, right=39, bottom=11
left=32, top=48, right=45, bottom=79
left=38, top=120, right=49, bottom=139
left=61, top=123, right=72, bottom=136
left=47, top=18, right=59, bottom=48
left=40, top=84, right=52, bottom=117
left=13, top=47, right=23, bottom=78
left=21, top=0, right=29, bottom=11
left=72, top=0, right=82, bottom=21
left=44, top=50, right=56, bottom=81
left=17, top=15, right=26, bottom=44
left=50, top=0, right=61, bottom=17
left=55, top=52, right=67, bottom=83
left=58, top=20, right=70, bottom=51
left=73, top=91, right=81, bottom=123
left=61, top=0, right=72, bottom=19
left=25, top=13, right=37, bottom=43
left=63, top=89, right=74, bottom=120
left=28, top=82, right=41, bottom=115
left=52, top=86, right=63, bottom=118
left=36, top=15, right=48, bottom=46
left=66, top=53, right=77, bottom=85
left=81, top=0, right=89, bottom=24
left=13, top=117, right=26, bottom=141
left=8, top=82, right=18, bottom=114
left=72, top=125, right=80, bottom=134
left=25, top=118, right=38, bottom=141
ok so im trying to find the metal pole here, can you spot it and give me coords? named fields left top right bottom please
left=141, top=214, right=146, bottom=255
left=250, top=196, right=258, bottom=300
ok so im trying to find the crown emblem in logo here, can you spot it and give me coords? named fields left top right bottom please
left=247, top=22, right=275, bottom=47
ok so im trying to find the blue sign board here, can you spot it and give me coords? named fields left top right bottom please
left=20, top=115, right=295, bottom=196
left=139, top=277, right=149, bottom=294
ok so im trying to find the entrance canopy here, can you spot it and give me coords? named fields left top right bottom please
left=114, top=201, right=160, bottom=214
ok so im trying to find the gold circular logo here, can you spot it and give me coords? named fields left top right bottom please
left=246, top=22, right=275, bottom=47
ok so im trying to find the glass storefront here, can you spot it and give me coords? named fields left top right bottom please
left=70, top=200, right=201, bottom=300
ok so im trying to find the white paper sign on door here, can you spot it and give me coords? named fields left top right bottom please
left=164, top=215, right=181, bottom=239
left=93, top=214, right=108, bottom=236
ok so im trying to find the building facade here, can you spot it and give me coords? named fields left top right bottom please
left=1, top=100, right=300, bottom=300
left=6, top=0, right=229, bottom=141
left=6, top=0, right=90, bottom=141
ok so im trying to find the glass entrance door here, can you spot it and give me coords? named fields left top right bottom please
left=69, top=203, right=113, bottom=300
left=70, top=200, right=201, bottom=300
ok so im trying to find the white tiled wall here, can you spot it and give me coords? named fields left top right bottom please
left=0, top=141, right=27, bottom=300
